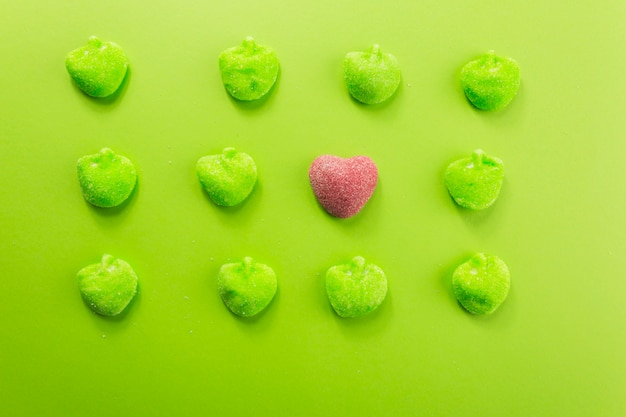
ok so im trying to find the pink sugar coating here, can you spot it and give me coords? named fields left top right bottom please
left=309, top=155, right=378, bottom=218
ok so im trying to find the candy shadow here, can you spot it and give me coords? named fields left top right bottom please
left=225, top=69, right=281, bottom=111
left=84, top=282, right=141, bottom=335
left=71, top=67, right=131, bottom=109
left=347, top=80, right=403, bottom=111
left=198, top=179, right=263, bottom=226
left=85, top=179, right=139, bottom=221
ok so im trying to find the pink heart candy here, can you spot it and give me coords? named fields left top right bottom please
left=308, top=155, right=378, bottom=218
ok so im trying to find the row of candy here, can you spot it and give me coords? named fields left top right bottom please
left=66, top=36, right=521, bottom=110
left=77, top=253, right=510, bottom=319
left=77, top=147, right=505, bottom=216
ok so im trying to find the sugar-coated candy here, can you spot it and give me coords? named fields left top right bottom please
left=344, top=44, right=401, bottom=105
left=65, top=36, right=129, bottom=98
left=445, top=149, right=504, bottom=210
left=218, top=37, right=280, bottom=101
left=77, top=254, right=138, bottom=316
left=77, top=148, right=137, bottom=208
left=196, top=148, right=257, bottom=207
left=460, top=51, right=520, bottom=111
left=309, top=155, right=378, bottom=218
left=452, top=253, right=510, bottom=315
left=325, top=256, right=387, bottom=318
left=217, top=257, right=278, bottom=317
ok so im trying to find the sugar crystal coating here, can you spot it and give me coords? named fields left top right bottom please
left=309, top=155, right=378, bottom=218
left=452, top=253, right=510, bottom=315
left=65, top=36, right=129, bottom=98
left=217, top=257, right=277, bottom=317
left=218, top=37, right=280, bottom=101
left=445, top=149, right=504, bottom=210
left=77, top=254, right=138, bottom=316
left=460, top=51, right=520, bottom=111
left=325, top=256, right=387, bottom=318
left=77, top=148, right=137, bottom=208
left=344, top=44, right=401, bottom=104
left=196, top=148, right=257, bottom=207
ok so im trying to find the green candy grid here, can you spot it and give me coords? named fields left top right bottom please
left=69, top=38, right=516, bottom=318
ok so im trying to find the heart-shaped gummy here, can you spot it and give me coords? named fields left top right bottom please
left=308, top=155, right=378, bottom=218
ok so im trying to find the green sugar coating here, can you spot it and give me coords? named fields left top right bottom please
left=452, top=253, right=510, bottom=315
left=77, top=254, right=138, bottom=316
left=77, top=148, right=137, bottom=208
left=343, top=44, right=401, bottom=105
left=445, top=149, right=504, bottom=210
left=218, top=37, right=280, bottom=101
left=196, top=147, right=257, bottom=207
left=65, top=36, right=129, bottom=98
left=217, top=257, right=278, bottom=317
left=325, top=256, right=388, bottom=318
left=460, top=50, right=520, bottom=111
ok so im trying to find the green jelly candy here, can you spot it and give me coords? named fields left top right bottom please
left=217, top=257, right=278, bottom=317
left=460, top=50, right=520, bottom=111
left=452, top=253, right=510, bottom=315
left=344, top=44, right=401, bottom=105
left=77, top=148, right=137, bottom=208
left=65, top=36, right=129, bottom=98
left=77, top=254, right=138, bottom=316
left=325, top=256, right=388, bottom=318
left=196, top=147, right=257, bottom=207
left=218, top=37, right=280, bottom=101
left=445, top=149, right=504, bottom=210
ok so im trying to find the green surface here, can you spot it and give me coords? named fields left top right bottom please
left=1, top=1, right=625, bottom=416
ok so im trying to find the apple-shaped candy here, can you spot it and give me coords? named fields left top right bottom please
left=308, top=155, right=378, bottom=218
left=344, top=44, right=401, bottom=104
left=218, top=37, right=280, bottom=101
left=65, top=36, right=129, bottom=98
left=325, top=256, right=388, bottom=318
left=217, top=257, right=278, bottom=317
left=77, top=148, right=137, bottom=208
left=77, top=254, right=139, bottom=316
left=460, top=50, right=520, bottom=111
left=452, top=253, right=510, bottom=315
left=196, top=147, right=257, bottom=207
left=445, top=149, right=504, bottom=210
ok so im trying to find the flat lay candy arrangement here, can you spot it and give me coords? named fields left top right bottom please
left=68, top=36, right=520, bottom=319
left=3, top=3, right=625, bottom=417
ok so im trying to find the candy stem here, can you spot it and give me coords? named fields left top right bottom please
left=351, top=256, right=366, bottom=276
left=101, top=254, right=114, bottom=268
left=242, top=36, right=257, bottom=51
left=88, top=36, right=103, bottom=48
left=472, top=149, right=485, bottom=167
left=242, top=257, right=254, bottom=273
left=222, top=147, right=238, bottom=159
left=370, top=44, right=382, bottom=60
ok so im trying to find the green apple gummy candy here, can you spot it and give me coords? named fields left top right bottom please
left=217, top=257, right=278, bottom=317
left=343, top=44, right=401, bottom=105
left=218, top=37, right=280, bottom=101
left=445, top=149, right=504, bottom=210
left=460, top=50, right=520, bottom=111
left=65, top=36, right=129, bottom=98
left=77, top=254, right=138, bottom=316
left=77, top=148, right=137, bottom=208
left=196, top=147, right=257, bottom=207
left=452, top=253, right=510, bottom=315
left=325, top=256, right=388, bottom=318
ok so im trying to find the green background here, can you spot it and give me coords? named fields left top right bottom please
left=1, top=1, right=625, bottom=416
